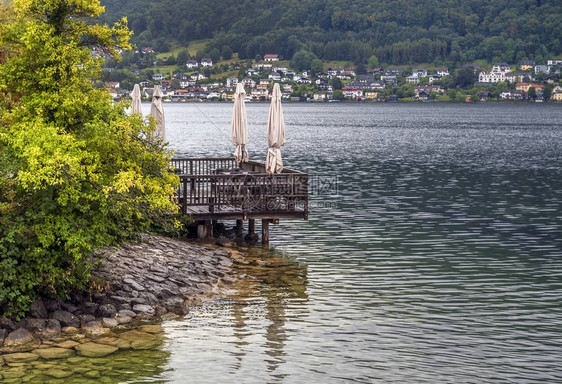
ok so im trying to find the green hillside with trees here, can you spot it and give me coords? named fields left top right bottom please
left=100, top=0, right=562, bottom=66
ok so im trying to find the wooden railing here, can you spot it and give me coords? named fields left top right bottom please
left=172, top=158, right=308, bottom=219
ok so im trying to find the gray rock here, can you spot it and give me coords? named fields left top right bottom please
left=164, top=297, right=189, bottom=315
left=131, top=297, right=148, bottom=305
left=4, top=328, right=34, bottom=346
left=244, top=232, right=259, bottom=244
left=61, top=302, right=78, bottom=313
left=80, top=315, right=96, bottom=327
left=98, top=304, right=116, bottom=318
left=38, top=319, right=61, bottom=340
left=216, top=236, right=231, bottom=247
left=80, top=302, right=99, bottom=316
left=0, top=317, right=16, bottom=331
left=70, top=290, right=85, bottom=303
left=132, top=304, right=154, bottom=316
left=18, top=318, right=46, bottom=334
left=110, top=295, right=129, bottom=304
left=82, top=321, right=107, bottom=336
left=117, top=309, right=136, bottom=318
left=148, top=274, right=165, bottom=283
left=30, top=300, right=48, bottom=319
left=44, top=299, right=62, bottom=312
left=118, top=303, right=132, bottom=311
left=102, top=318, right=119, bottom=328
left=123, top=278, right=145, bottom=291
left=51, top=310, right=80, bottom=328
left=93, top=293, right=107, bottom=303
left=0, top=328, right=6, bottom=346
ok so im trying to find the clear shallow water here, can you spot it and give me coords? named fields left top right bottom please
left=145, top=102, right=562, bottom=383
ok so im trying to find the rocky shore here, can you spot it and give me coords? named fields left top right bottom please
left=0, top=234, right=237, bottom=361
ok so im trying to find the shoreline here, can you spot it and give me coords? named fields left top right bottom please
left=0, top=234, right=242, bottom=359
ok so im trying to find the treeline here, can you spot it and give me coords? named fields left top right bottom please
left=100, top=0, right=562, bottom=65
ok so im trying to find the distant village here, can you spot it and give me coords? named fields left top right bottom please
left=100, top=49, right=562, bottom=103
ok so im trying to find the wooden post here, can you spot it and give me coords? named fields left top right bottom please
left=248, top=219, right=255, bottom=234
left=205, top=220, right=213, bottom=238
left=236, top=220, right=243, bottom=231
left=197, top=223, right=206, bottom=239
left=261, top=219, right=270, bottom=245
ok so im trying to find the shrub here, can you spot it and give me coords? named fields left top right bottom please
left=0, top=0, right=178, bottom=318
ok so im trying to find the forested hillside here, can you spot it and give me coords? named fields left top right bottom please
left=100, top=0, right=562, bottom=65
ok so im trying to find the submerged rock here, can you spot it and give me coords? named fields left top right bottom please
left=32, top=347, right=75, bottom=360
left=75, top=342, right=119, bottom=358
left=45, top=367, right=73, bottom=378
left=3, top=352, right=39, bottom=363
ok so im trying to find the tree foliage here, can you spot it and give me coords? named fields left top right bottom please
left=0, top=0, right=179, bottom=318
left=100, top=0, right=562, bottom=65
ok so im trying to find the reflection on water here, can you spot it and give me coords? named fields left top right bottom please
left=164, top=247, right=308, bottom=383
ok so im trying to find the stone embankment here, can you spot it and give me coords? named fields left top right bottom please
left=0, top=234, right=236, bottom=355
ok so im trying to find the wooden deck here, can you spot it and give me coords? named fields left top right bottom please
left=170, top=158, right=308, bottom=242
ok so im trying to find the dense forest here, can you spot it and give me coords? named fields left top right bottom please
left=100, top=0, right=562, bottom=65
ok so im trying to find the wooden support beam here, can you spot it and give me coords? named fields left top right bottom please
left=197, top=223, right=206, bottom=239
left=248, top=219, right=255, bottom=234
left=261, top=219, right=270, bottom=245
left=236, top=220, right=243, bottom=231
left=205, top=220, right=213, bottom=238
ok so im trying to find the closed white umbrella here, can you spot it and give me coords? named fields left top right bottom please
left=150, top=85, right=165, bottom=142
left=131, top=84, right=142, bottom=115
left=231, top=83, right=248, bottom=163
left=265, top=83, right=285, bottom=174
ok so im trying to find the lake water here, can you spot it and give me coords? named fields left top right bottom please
left=149, top=102, right=561, bottom=383
left=31, top=102, right=561, bottom=383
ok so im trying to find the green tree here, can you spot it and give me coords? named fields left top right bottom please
left=221, top=45, right=233, bottom=60
left=527, top=86, right=536, bottom=99
left=208, top=48, right=221, bottom=63
left=332, top=89, right=344, bottom=100
left=176, top=50, right=190, bottom=66
left=332, top=77, right=343, bottom=90
left=290, top=50, right=317, bottom=72
left=356, top=63, right=367, bottom=75
left=310, top=58, right=323, bottom=75
left=367, top=55, right=379, bottom=68
left=455, top=67, right=477, bottom=88
left=0, top=0, right=179, bottom=318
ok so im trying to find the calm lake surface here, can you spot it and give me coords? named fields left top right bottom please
left=138, top=102, right=561, bottom=383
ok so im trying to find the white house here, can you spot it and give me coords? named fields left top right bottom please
left=264, top=54, right=279, bottom=62
left=428, top=74, right=442, bottom=83
left=478, top=70, right=507, bottom=83
left=406, top=75, right=420, bottom=84
left=413, top=69, right=428, bottom=77
left=547, top=59, right=562, bottom=66
left=381, top=75, right=397, bottom=84
left=200, top=58, right=213, bottom=67
left=226, top=78, right=238, bottom=87
left=342, top=88, right=363, bottom=99
left=190, top=72, right=206, bottom=81
left=152, top=73, right=165, bottom=81
left=186, top=60, right=198, bottom=69
left=268, top=72, right=281, bottom=81
left=492, top=63, right=511, bottom=73
left=535, top=65, right=551, bottom=74
left=437, top=67, right=449, bottom=76
left=242, top=78, right=256, bottom=88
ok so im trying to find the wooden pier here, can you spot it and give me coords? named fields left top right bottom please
left=171, top=158, right=309, bottom=244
